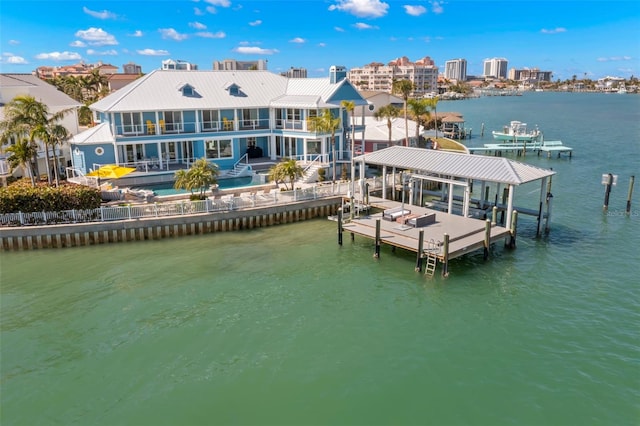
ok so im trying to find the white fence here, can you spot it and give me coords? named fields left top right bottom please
left=0, top=182, right=360, bottom=227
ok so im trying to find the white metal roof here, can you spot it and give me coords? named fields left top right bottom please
left=70, top=123, right=115, bottom=145
left=356, top=146, right=555, bottom=185
left=90, top=69, right=368, bottom=113
left=354, top=116, right=427, bottom=143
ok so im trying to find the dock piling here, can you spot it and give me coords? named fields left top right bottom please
left=603, top=173, right=613, bottom=212
left=337, top=208, right=343, bottom=246
left=416, top=230, right=424, bottom=272
left=442, top=233, right=450, bottom=277
left=626, top=175, right=635, bottom=215
left=506, top=210, right=518, bottom=249
left=374, top=219, right=381, bottom=258
left=483, top=219, right=491, bottom=260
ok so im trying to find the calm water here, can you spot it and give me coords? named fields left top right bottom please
left=1, top=92, right=639, bottom=426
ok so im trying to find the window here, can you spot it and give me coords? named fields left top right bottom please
left=162, top=111, right=182, bottom=133
left=202, top=110, right=219, bottom=130
left=205, top=139, right=233, bottom=159
left=286, top=108, right=301, bottom=121
left=122, top=112, right=141, bottom=134
left=181, top=85, right=194, bottom=96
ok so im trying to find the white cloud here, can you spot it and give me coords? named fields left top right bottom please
left=597, top=56, right=633, bottom=62
left=137, top=49, right=170, bottom=56
left=195, top=31, right=226, bottom=38
left=318, top=42, right=326, bottom=47
left=354, top=22, right=378, bottom=30
left=75, top=27, right=118, bottom=46
left=329, top=0, right=389, bottom=18
left=70, top=40, right=86, bottom=47
left=82, top=6, right=117, bottom=20
left=431, top=1, right=444, bottom=14
left=541, top=27, right=567, bottom=34
left=334, top=26, right=345, bottom=32
left=159, top=28, right=189, bottom=41
left=290, top=37, right=306, bottom=44
left=233, top=46, right=278, bottom=55
left=249, top=20, right=262, bottom=26
left=1, top=53, right=28, bottom=64
left=86, top=49, right=118, bottom=56
left=35, top=51, right=82, bottom=61
left=129, top=30, right=143, bottom=37
left=194, top=7, right=205, bottom=15
left=205, top=0, right=231, bottom=6
left=8, top=39, right=20, bottom=45
left=205, top=6, right=217, bottom=13
left=404, top=5, right=426, bottom=16
left=189, top=21, right=207, bottom=30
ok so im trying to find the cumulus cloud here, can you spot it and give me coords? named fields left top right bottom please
left=8, top=39, right=20, bottom=45
left=194, top=7, right=205, bottom=15
left=404, top=5, right=426, bottom=16
left=290, top=37, right=306, bottom=44
left=75, top=27, right=118, bottom=46
left=541, top=27, right=567, bottom=34
left=195, top=31, right=226, bottom=38
left=431, top=1, right=444, bottom=14
left=159, top=28, right=189, bottom=41
left=249, top=20, right=262, bottom=26
left=233, top=46, right=278, bottom=55
left=329, top=0, right=389, bottom=18
left=70, top=40, right=86, bottom=47
left=129, top=30, right=143, bottom=37
left=35, top=51, right=82, bottom=61
left=189, top=21, right=207, bottom=30
left=318, top=42, right=326, bottom=47
left=1, top=53, right=28, bottom=64
left=335, top=26, right=345, bottom=32
left=82, top=6, right=117, bottom=20
left=86, top=49, right=118, bottom=55
left=597, top=56, right=632, bottom=62
left=137, top=49, right=170, bottom=56
left=203, top=0, right=231, bottom=13
left=354, top=22, right=378, bottom=30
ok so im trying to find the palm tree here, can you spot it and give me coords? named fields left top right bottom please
left=268, top=158, right=304, bottom=191
left=307, top=109, right=341, bottom=181
left=5, top=138, right=38, bottom=186
left=340, top=100, right=356, bottom=187
left=373, top=104, right=401, bottom=144
left=392, top=79, right=415, bottom=147
left=173, top=157, right=219, bottom=199
left=407, top=98, right=432, bottom=147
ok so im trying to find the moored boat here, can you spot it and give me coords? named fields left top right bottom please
left=492, top=120, right=541, bottom=142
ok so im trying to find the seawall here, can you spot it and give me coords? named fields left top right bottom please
left=0, top=197, right=341, bottom=251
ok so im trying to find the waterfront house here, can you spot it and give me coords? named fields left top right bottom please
left=68, top=65, right=369, bottom=185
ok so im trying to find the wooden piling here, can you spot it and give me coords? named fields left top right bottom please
left=506, top=210, right=518, bottom=249
left=337, top=208, right=343, bottom=246
left=416, top=230, right=424, bottom=272
left=491, top=206, right=498, bottom=226
left=442, top=233, right=449, bottom=277
left=483, top=219, right=491, bottom=260
left=626, top=175, right=635, bottom=215
left=603, top=173, right=613, bottom=212
left=374, top=219, right=381, bottom=258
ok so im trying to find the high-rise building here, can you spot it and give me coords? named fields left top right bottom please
left=483, top=58, right=508, bottom=79
left=281, top=67, right=307, bottom=78
left=212, top=59, right=267, bottom=71
left=123, top=62, right=142, bottom=74
left=347, top=56, right=438, bottom=97
left=162, top=59, right=198, bottom=71
left=444, top=58, right=467, bottom=81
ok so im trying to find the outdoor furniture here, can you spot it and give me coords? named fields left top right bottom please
left=407, top=213, right=436, bottom=228
left=383, top=207, right=411, bottom=221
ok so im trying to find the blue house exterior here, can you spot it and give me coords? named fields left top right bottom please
left=69, top=65, right=369, bottom=183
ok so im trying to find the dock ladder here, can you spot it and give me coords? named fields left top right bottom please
left=424, top=239, right=439, bottom=277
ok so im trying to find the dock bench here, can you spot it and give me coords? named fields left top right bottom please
left=383, top=207, right=411, bottom=221
left=407, top=212, right=436, bottom=228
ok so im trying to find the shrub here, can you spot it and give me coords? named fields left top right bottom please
left=0, top=179, right=102, bottom=213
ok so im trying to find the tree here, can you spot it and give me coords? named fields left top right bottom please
left=5, top=138, right=38, bottom=186
left=392, top=79, right=415, bottom=147
left=340, top=100, right=357, bottom=197
left=268, top=158, right=304, bottom=191
left=173, top=157, right=219, bottom=200
left=307, top=109, right=341, bottom=181
left=407, top=98, right=432, bottom=147
left=373, top=104, right=401, bottom=143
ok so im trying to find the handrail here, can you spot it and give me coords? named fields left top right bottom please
left=302, top=154, right=322, bottom=174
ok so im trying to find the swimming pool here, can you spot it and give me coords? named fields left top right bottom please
left=144, top=176, right=256, bottom=197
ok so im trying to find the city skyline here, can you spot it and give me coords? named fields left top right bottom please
left=1, top=0, right=638, bottom=80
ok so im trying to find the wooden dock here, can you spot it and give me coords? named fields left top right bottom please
left=468, top=140, right=573, bottom=158
left=337, top=198, right=512, bottom=276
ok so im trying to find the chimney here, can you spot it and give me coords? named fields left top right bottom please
left=329, top=65, right=347, bottom=84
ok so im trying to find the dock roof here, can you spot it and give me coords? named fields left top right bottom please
left=356, top=146, right=555, bottom=185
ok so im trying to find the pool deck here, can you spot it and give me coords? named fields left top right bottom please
left=340, top=197, right=511, bottom=261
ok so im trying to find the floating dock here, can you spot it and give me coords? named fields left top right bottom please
left=468, top=140, right=573, bottom=158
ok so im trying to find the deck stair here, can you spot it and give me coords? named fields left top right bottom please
left=298, top=163, right=323, bottom=184
left=224, top=163, right=251, bottom=178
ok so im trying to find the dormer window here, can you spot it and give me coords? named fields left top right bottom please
left=178, top=83, right=195, bottom=97
left=224, top=82, right=241, bottom=96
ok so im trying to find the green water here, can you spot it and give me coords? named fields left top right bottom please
left=1, top=93, right=639, bottom=425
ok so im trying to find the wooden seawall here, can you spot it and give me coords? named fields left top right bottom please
left=0, top=197, right=341, bottom=251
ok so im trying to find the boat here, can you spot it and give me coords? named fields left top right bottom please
left=492, top=121, right=541, bottom=143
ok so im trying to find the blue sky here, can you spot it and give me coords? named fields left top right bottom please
left=1, top=0, right=639, bottom=80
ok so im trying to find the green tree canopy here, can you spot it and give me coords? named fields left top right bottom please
left=173, top=157, right=219, bottom=199
left=268, top=158, right=304, bottom=191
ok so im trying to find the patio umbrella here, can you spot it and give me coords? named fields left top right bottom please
left=87, top=164, right=136, bottom=179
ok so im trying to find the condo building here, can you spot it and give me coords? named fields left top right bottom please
left=212, top=59, right=268, bottom=71
left=347, top=56, right=439, bottom=97
left=483, top=58, right=508, bottom=79
left=444, top=59, right=467, bottom=82
left=508, top=68, right=552, bottom=82
left=161, top=59, right=198, bottom=71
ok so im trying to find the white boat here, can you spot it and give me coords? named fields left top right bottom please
left=492, top=121, right=542, bottom=143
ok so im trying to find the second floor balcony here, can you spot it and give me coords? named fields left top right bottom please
left=114, top=117, right=271, bottom=138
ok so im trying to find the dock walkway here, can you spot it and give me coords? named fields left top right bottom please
left=340, top=198, right=510, bottom=262
left=468, top=140, right=573, bottom=158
